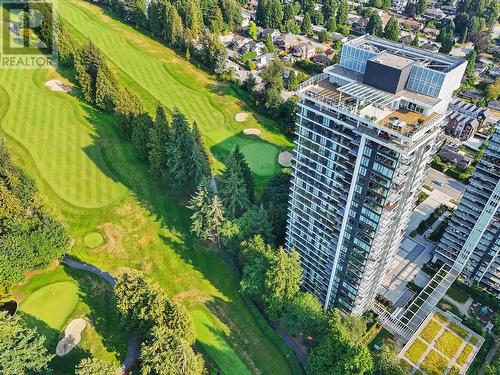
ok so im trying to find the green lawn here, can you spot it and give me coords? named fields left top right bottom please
left=13, top=266, right=127, bottom=373
left=58, top=0, right=292, bottom=181
left=0, top=6, right=297, bottom=375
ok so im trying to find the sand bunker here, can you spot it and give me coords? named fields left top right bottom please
left=243, top=128, right=262, bottom=136
left=56, top=318, right=87, bottom=356
left=235, top=112, right=249, bottom=122
left=45, top=80, right=72, bottom=93
left=279, top=151, right=293, bottom=167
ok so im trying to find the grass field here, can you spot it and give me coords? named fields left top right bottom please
left=0, top=3, right=298, bottom=373
left=13, top=266, right=127, bottom=373
left=58, top=0, right=292, bottom=180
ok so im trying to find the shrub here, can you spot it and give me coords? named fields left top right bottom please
left=421, top=350, right=448, bottom=375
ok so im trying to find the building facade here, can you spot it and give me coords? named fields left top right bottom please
left=286, top=35, right=466, bottom=314
left=434, top=124, right=500, bottom=293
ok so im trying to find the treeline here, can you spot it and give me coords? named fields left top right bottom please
left=0, top=138, right=68, bottom=292
left=255, top=0, right=351, bottom=36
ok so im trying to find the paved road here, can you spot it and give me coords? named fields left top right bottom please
left=61, top=256, right=140, bottom=373
left=424, top=168, right=466, bottom=201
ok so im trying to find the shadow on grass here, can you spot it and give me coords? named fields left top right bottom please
left=18, top=311, right=91, bottom=374
left=62, top=265, right=128, bottom=360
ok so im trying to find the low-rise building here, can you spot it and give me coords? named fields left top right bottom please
left=292, top=43, right=316, bottom=59
left=275, top=34, right=297, bottom=52
left=446, top=98, right=490, bottom=140
left=259, top=28, right=280, bottom=41
left=437, top=147, right=473, bottom=169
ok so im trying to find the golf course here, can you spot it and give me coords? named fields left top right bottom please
left=0, top=0, right=297, bottom=373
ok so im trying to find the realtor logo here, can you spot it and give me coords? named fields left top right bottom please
left=0, top=0, right=57, bottom=69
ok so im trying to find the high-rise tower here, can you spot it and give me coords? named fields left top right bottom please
left=286, top=35, right=466, bottom=314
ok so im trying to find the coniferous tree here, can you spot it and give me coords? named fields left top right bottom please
left=115, top=88, right=145, bottom=140
left=301, top=13, right=313, bottom=36
left=188, top=179, right=212, bottom=238
left=367, top=13, right=383, bottom=37
left=148, top=104, right=171, bottom=176
left=326, top=16, right=337, bottom=32
left=248, top=20, right=258, bottom=39
left=0, top=312, right=53, bottom=374
left=168, top=111, right=194, bottom=189
left=232, top=145, right=254, bottom=202
left=75, top=358, right=118, bottom=375
left=204, top=195, right=226, bottom=248
left=165, top=3, right=184, bottom=46
left=336, top=0, right=349, bottom=30
left=190, top=122, right=212, bottom=186
left=384, top=17, right=400, bottom=41
left=131, top=113, right=154, bottom=161
left=140, top=325, right=205, bottom=375
left=236, top=204, right=274, bottom=242
left=219, top=154, right=250, bottom=218
left=322, top=0, right=337, bottom=20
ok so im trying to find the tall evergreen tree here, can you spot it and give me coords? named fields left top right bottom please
left=236, top=204, right=274, bottom=242
left=219, top=153, right=250, bottom=218
left=383, top=16, right=400, bottom=41
left=165, top=3, right=184, bottom=46
left=336, top=0, right=349, bottom=29
left=301, top=13, right=313, bottom=36
left=190, top=122, right=212, bottom=186
left=204, top=195, right=226, bottom=248
left=367, top=13, right=383, bottom=36
left=232, top=145, right=254, bottom=202
left=188, top=179, right=212, bottom=238
left=322, top=0, right=337, bottom=20
left=131, top=113, right=154, bottom=161
left=148, top=104, right=170, bottom=176
left=75, top=358, right=118, bottom=375
left=168, top=110, right=194, bottom=189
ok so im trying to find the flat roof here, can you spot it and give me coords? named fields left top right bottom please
left=346, top=35, right=465, bottom=73
left=370, top=52, right=414, bottom=69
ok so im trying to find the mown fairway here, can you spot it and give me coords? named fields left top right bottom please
left=59, top=0, right=292, bottom=177
left=0, top=3, right=297, bottom=372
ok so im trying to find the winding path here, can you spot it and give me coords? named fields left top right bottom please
left=61, top=256, right=140, bottom=373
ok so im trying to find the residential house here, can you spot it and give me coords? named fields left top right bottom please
left=392, top=0, right=408, bottom=11
left=421, top=43, right=440, bottom=53
left=353, top=18, right=368, bottom=33
left=240, top=40, right=265, bottom=55
left=331, top=32, right=348, bottom=43
left=399, top=18, right=423, bottom=32
left=459, top=90, right=485, bottom=101
left=399, top=34, right=413, bottom=45
left=292, top=43, right=316, bottom=59
left=259, top=28, right=280, bottom=41
left=442, top=5, right=457, bottom=15
left=488, top=67, right=500, bottom=78
left=230, top=35, right=250, bottom=51
left=275, top=34, right=297, bottom=52
left=253, top=53, right=274, bottom=69
left=424, top=8, right=445, bottom=19
left=488, top=100, right=500, bottom=111
left=312, top=54, right=332, bottom=66
left=437, top=147, right=473, bottom=169
left=474, top=61, right=488, bottom=77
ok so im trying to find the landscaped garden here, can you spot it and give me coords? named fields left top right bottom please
left=399, top=310, right=484, bottom=374
left=0, top=1, right=296, bottom=371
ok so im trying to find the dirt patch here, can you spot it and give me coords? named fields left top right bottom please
left=45, top=80, right=72, bottom=93
left=56, top=318, right=87, bottom=356
left=243, top=128, right=262, bottom=136
left=98, top=223, right=126, bottom=257
left=235, top=112, right=249, bottom=122
left=278, top=151, right=293, bottom=167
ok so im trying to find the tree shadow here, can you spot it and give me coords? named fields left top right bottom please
left=17, top=311, right=91, bottom=374
left=62, top=265, right=128, bottom=361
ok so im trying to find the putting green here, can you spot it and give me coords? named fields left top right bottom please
left=83, top=232, right=105, bottom=248
left=240, top=143, right=280, bottom=177
left=19, top=281, right=79, bottom=330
